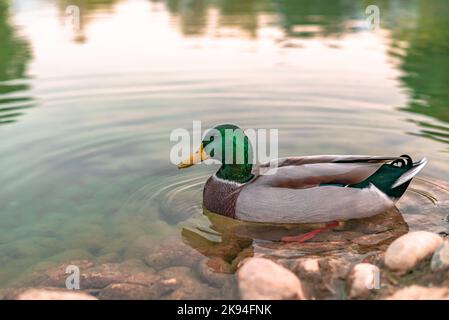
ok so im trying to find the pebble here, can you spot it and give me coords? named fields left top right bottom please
left=294, top=258, right=321, bottom=281
left=348, top=263, right=380, bottom=299
left=384, top=231, right=443, bottom=273
left=158, top=266, right=220, bottom=300
left=299, top=258, right=320, bottom=274
left=237, top=257, right=305, bottom=300
left=431, top=240, right=449, bottom=271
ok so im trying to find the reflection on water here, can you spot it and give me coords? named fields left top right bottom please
left=385, top=0, right=449, bottom=147
left=0, top=1, right=33, bottom=125
left=0, top=0, right=449, bottom=295
left=271, top=0, right=363, bottom=38
left=152, top=0, right=449, bottom=150
left=152, top=0, right=366, bottom=38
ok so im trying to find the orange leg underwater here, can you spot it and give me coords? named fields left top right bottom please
left=281, top=221, right=340, bottom=243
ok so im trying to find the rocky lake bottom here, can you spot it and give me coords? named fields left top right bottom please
left=1, top=178, right=449, bottom=300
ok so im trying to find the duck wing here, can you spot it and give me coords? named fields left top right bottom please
left=253, top=161, right=388, bottom=189
left=258, top=155, right=401, bottom=168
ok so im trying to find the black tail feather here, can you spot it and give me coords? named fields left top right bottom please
left=350, top=155, right=427, bottom=200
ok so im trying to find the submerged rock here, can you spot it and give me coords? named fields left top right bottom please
left=24, top=260, right=95, bottom=288
left=348, top=263, right=380, bottom=299
left=80, top=263, right=130, bottom=289
left=144, top=239, right=204, bottom=270
left=124, top=235, right=157, bottom=259
left=96, top=252, right=121, bottom=264
left=98, top=283, right=157, bottom=300
left=19, top=258, right=177, bottom=299
left=352, top=231, right=398, bottom=247
left=197, top=257, right=232, bottom=288
left=15, top=288, right=97, bottom=300
left=80, top=260, right=159, bottom=289
left=237, top=257, right=305, bottom=300
left=431, top=240, right=449, bottom=271
left=158, top=266, right=220, bottom=300
left=386, top=285, right=449, bottom=300
left=384, top=231, right=443, bottom=273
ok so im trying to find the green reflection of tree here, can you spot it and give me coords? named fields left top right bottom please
left=167, top=0, right=209, bottom=36
left=150, top=0, right=266, bottom=37
left=216, top=0, right=269, bottom=38
left=0, top=0, right=33, bottom=126
left=274, top=0, right=361, bottom=38
left=151, top=0, right=360, bottom=38
left=384, top=0, right=449, bottom=146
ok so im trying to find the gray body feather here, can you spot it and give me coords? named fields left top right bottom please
left=235, top=183, right=393, bottom=223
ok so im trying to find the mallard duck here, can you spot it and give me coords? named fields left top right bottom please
left=178, top=124, right=427, bottom=242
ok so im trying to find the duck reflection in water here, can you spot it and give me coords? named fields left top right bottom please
left=181, top=207, right=409, bottom=274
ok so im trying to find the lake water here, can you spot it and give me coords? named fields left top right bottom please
left=1, top=0, right=449, bottom=294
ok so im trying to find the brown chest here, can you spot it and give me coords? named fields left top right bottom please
left=202, top=176, right=244, bottom=219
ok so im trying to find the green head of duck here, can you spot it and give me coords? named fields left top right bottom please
left=179, top=124, right=254, bottom=184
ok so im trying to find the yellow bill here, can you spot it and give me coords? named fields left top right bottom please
left=178, top=144, right=209, bottom=169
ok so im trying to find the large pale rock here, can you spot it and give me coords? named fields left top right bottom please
left=386, top=285, right=449, bottom=300
left=348, top=263, right=380, bottom=299
left=238, top=257, right=305, bottom=300
left=16, top=288, right=97, bottom=300
left=431, top=240, right=449, bottom=271
left=384, top=231, right=443, bottom=273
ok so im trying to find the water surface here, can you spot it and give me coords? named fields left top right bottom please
left=1, top=0, right=449, bottom=293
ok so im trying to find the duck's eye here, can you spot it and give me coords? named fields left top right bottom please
left=210, top=149, right=215, bottom=157
left=210, top=136, right=214, bottom=141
